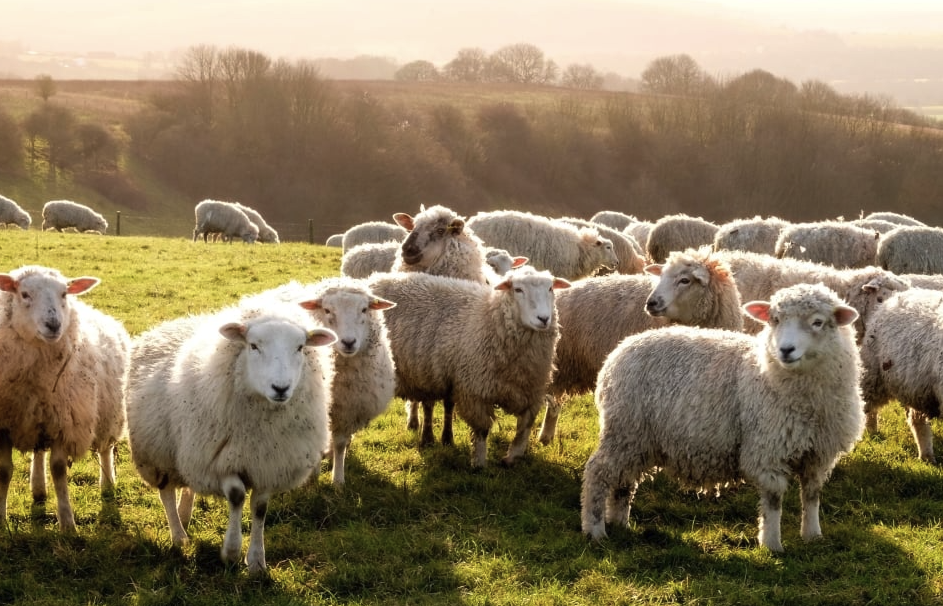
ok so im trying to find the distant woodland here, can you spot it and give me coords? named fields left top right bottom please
left=1, top=44, right=942, bottom=237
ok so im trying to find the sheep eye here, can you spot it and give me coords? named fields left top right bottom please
left=250, top=343, right=260, bottom=351
left=362, top=307, right=368, bottom=314
left=812, top=319, right=825, bottom=329
left=436, top=228, right=446, bottom=236
left=514, top=287, right=524, bottom=294
left=297, top=345, right=304, bottom=352
left=20, top=291, right=31, bottom=301
left=876, top=297, right=884, bottom=303
left=678, top=278, right=690, bottom=285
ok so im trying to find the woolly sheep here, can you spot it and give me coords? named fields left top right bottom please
left=863, top=211, right=925, bottom=227
left=326, top=233, right=344, bottom=247
left=582, top=283, right=864, bottom=551
left=859, top=288, right=943, bottom=462
left=713, top=216, right=790, bottom=255
left=875, top=226, right=943, bottom=275
left=851, top=218, right=900, bottom=234
left=341, top=241, right=400, bottom=279
left=0, top=194, right=31, bottom=229
left=392, top=205, right=491, bottom=284
left=193, top=199, right=259, bottom=244
left=774, top=221, right=879, bottom=268
left=342, top=221, right=408, bottom=252
left=126, top=299, right=337, bottom=573
left=645, top=214, right=719, bottom=264
left=232, top=202, right=279, bottom=243
left=369, top=267, right=570, bottom=467
left=484, top=248, right=528, bottom=276
left=540, top=248, right=744, bottom=444
left=259, top=278, right=396, bottom=486
left=901, top=273, right=943, bottom=291
left=624, top=221, right=653, bottom=256
left=590, top=210, right=636, bottom=231
left=0, top=266, right=130, bottom=532
left=558, top=217, right=645, bottom=274
left=41, top=200, right=108, bottom=234
left=467, top=210, right=618, bottom=281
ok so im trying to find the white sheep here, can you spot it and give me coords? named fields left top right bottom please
left=325, top=234, right=344, bottom=247
left=192, top=199, right=259, bottom=244
left=862, top=211, right=925, bottom=227
left=590, top=210, right=636, bottom=231
left=713, top=216, right=790, bottom=255
left=126, top=299, right=337, bottom=573
left=540, top=248, right=744, bottom=444
left=582, top=283, right=865, bottom=551
left=624, top=221, right=653, bottom=257
left=875, top=226, right=943, bottom=275
left=645, top=213, right=719, bottom=264
left=232, top=202, right=279, bottom=243
left=257, top=278, right=396, bottom=486
left=369, top=267, right=570, bottom=467
left=342, top=221, right=408, bottom=252
left=466, top=210, right=618, bottom=281
left=0, top=194, right=31, bottom=229
left=774, top=221, right=879, bottom=268
left=41, top=200, right=108, bottom=234
left=341, top=241, right=400, bottom=279
left=851, top=218, right=900, bottom=234
left=0, top=265, right=130, bottom=532
left=859, top=288, right=943, bottom=462
left=558, top=217, right=646, bottom=274
left=484, top=248, right=528, bottom=276
left=391, top=205, right=492, bottom=283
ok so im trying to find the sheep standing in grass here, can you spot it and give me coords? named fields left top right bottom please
left=192, top=199, right=259, bottom=244
left=41, top=200, right=108, bottom=234
left=342, top=221, right=408, bottom=252
left=467, top=210, right=618, bottom=281
left=645, top=214, right=719, bottom=264
left=232, top=202, right=279, bottom=243
left=326, top=234, right=344, bottom=247
left=713, top=216, right=789, bottom=255
left=0, top=266, right=130, bottom=532
left=876, top=226, right=943, bottom=275
left=0, top=194, right=31, bottom=229
left=590, top=210, right=636, bottom=231
left=370, top=267, right=570, bottom=467
left=341, top=242, right=400, bottom=279
left=775, top=221, right=879, bottom=268
left=582, top=283, right=864, bottom=551
left=540, top=248, right=743, bottom=444
left=126, top=299, right=337, bottom=573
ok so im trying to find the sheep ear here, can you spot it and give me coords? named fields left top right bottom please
left=306, top=327, right=337, bottom=348
left=644, top=264, right=663, bottom=276
left=691, top=265, right=711, bottom=285
left=743, top=301, right=772, bottom=323
left=860, top=281, right=879, bottom=294
left=298, top=298, right=323, bottom=311
left=0, top=275, right=16, bottom=293
left=219, top=322, right=247, bottom=342
left=368, top=297, right=396, bottom=311
left=833, top=305, right=859, bottom=327
left=447, top=218, right=465, bottom=234
left=392, top=213, right=415, bottom=231
left=511, top=257, right=528, bottom=268
left=494, top=279, right=512, bottom=292
left=66, top=277, right=100, bottom=295
left=552, top=278, right=571, bottom=290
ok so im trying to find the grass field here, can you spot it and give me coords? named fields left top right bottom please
left=1, top=231, right=943, bottom=605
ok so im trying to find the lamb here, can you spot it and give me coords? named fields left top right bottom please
left=774, top=221, right=879, bottom=268
left=369, top=267, right=570, bottom=467
left=859, top=288, right=943, bottom=462
left=590, top=210, right=636, bottom=231
left=539, top=248, right=744, bottom=444
left=325, top=234, right=344, bottom=247
left=466, top=209, right=618, bottom=281
left=342, top=221, right=408, bottom=252
left=558, top=217, right=646, bottom=274
left=41, top=200, right=108, bottom=234
left=258, top=278, right=396, bottom=486
left=192, top=199, right=259, bottom=244
left=232, top=202, right=279, bottom=243
left=0, top=265, right=130, bottom=532
left=862, top=211, right=925, bottom=227
left=875, top=226, right=943, bottom=275
left=0, top=194, right=31, bottom=229
left=713, top=216, right=790, bottom=255
left=126, top=297, right=337, bottom=573
left=582, top=283, right=865, bottom=551
left=645, top=213, right=719, bottom=264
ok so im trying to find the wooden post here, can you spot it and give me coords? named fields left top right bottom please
left=309, top=219, right=314, bottom=244
left=115, top=211, right=121, bottom=236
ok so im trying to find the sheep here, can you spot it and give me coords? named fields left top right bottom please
left=325, top=234, right=344, bottom=247
left=369, top=267, right=570, bottom=467
left=590, top=210, right=636, bottom=231
left=624, top=221, right=653, bottom=256
left=41, top=200, right=108, bottom=234
left=901, top=273, right=943, bottom=291
left=851, top=218, right=900, bottom=234
left=875, top=226, right=943, bottom=276
left=466, top=210, right=619, bottom=281
left=582, top=283, right=865, bottom=551
left=391, top=205, right=492, bottom=283
left=774, top=221, right=879, bottom=268
left=558, top=217, right=646, bottom=275
left=645, top=213, right=719, bottom=264
left=0, top=265, right=130, bottom=532
left=192, top=199, right=259, bottom=244
left=484, top=248, right=528, bottom=277
left=713, top=216, right=790, bottom=255
left=0, top=194, right=31, bottom=229
left=342, top=221, right=408, bottom=252
left=863, top=211, right=925, bottom=227
left=859, top=288, right=943, bottom=462
left=232, top=202, right=279, bottom=243
left=258, top=278, right=396, bottom=486
left=341, top=242, right=400, bottom=279
left=126, top=297, right=337, bottom=573
left=539, top=248, right=744, bottom=444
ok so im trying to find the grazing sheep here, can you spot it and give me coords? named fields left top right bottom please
left=369, top=267, right=570, bottom=467
left=342, top=221, right=408, bottom=252
left=582, top=283, right=864, bottom=551
left=540, top=248, right=744, bottom=444
left=645, top=214, right=719, bottom=264
left=41, top=200, right=108, bottom=234
left=126, top=299, right=337, bottom=573
left=859, top=288, right=943, bottom=461
left=0, top=194, right=31, bottom=229
left=713, top=216, right=789, bottom=255
left=341, top=242, right=400, bottom=279
left=232, top=202, right=279, bottom=243
left=558, top=217, right=646, bottom=274
left=875, top=226, right=943, bottom=275
left=325, top=234, right=344, bottom=247
left=467, top=210, right=618, bottom=281
left=775, top=221, right=879, bottom=268
left=192, top=199, right=259, bottom=244
left=258, top=279, right=396, bottom=486
left=863, top=211, right=925, bottom=227
left=590, top=210, right=636, bottom=231
left=0, top=266, right=130, bottom=532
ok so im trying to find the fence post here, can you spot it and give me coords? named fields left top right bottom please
left=115, top=211, right=121, bottom=236
left=308, top=219, right=314, bottom=244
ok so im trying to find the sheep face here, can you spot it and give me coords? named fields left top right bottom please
left=299, top=289, right=395, bottom=357
left=580, top=229, right=619, bottom=270
left=219, top=319, right=336, bottom=404
left=495, top=269, right=570, bottom=331
left=485, top=249, right=528, bottom=276
left=0, top=267, right=99, bottom=343
left=644, top=256, right=710, bottom=322
left=394, top=206, right=464, bottom=269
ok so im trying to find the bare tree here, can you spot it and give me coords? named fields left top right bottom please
left=562, top=63, right=604, bottom=90
left=640, top=54, right=708, bottom=96
left=395, top=60, right=439, bottom=82
left=489, top=43, right=547, bottom=84
left=176, top=45, right=220, bottom=125
left=34, top=74, right=56, bottom=102
left=443, top=47, right=487, bottom=82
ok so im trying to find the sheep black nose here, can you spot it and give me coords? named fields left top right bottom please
left=645, top=298, right=659, bottom=310
left=341, top=338, right=357, bottom=349
left=45, top=319, right=61, bottom=333
left=537, top=315, right=549, bottom=327
left=779, top=346, right=795, bottom=359
left=271, top=384, right=290, bottom=400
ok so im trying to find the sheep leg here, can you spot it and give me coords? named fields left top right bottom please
left=441, top=395, right=454, bottom=446
left=501, top=408, right=538, bottom=467
left=538, top=394, right=561, bottom=445
left=159, top=487, right=189, bottom=546
left=419, top=400, right=436, bottom=446
left=906, top=408, right=936, bottom=463
left=757, top=489, right=785, bottom=552
left=49, top=443, right=76, bottom=532
left=580, top=451, right=610, bottom=540
left=405, top=400, right=420, bottom=431
left=221, top=475, right=247, bottom=566
left=177, top=486, right=196, bottom=528
left=331, top=433, right=351, bottom=486
left=864, top=410, right=880, bottom=434
left=0, top=435, right=12, bottom=524
left=30, top=449, right=47, bottom=502
left=470, top=428, right=490, bottom=468
left=246, top=489, right=270, bottom=574
left=798, top=471, right=825, bottom=542
left=98, top=444, right=116, bottom=495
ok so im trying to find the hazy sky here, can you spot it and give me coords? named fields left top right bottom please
left=4, top=0, right=943, bottom=66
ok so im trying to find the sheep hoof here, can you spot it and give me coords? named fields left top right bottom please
left=500, top=456, right=518, bottom=468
